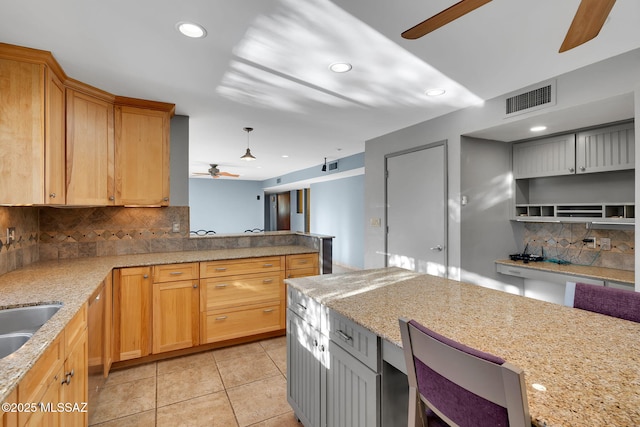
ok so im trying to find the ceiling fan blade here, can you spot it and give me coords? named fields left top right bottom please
left=559, top=0, right=616, bottom=53
left=401, top=0, right=492, bottom=39
left=191, top=172, right=210, bottom=175
left=217, top=172, right=240, bottom=178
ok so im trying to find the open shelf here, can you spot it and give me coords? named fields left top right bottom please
left=514, top=203, right=634, bottom=223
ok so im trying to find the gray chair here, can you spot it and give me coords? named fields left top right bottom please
left=564, top=281, right=640, bottom=323
left=399, top=318, right=530, bottom=427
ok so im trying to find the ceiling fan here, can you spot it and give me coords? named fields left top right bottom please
left=401, top=0, right=616, bottom=53
left=192, top=164, right=240, bottom=179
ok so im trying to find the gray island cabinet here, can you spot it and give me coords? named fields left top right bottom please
left=286, top=286, right=381, bottom=427
left=285, top=267, right=640, bottom=427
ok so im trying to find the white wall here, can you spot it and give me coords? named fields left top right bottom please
left=189, top=179, right=263, bottom=233
left=365, top=49, right=640, bottom=282
left=311, top=174, right=365, bottom=269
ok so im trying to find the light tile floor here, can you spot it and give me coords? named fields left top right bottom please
left=89, top=336, right=300, bottom=427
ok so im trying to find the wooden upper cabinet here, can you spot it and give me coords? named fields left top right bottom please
left=65, top=85, right=115, bottom=205
left=114, top=101, right=173, bottom=206
left=0, top=57, right=45, bottom=205
left=45, top=67, right=66, bottom=204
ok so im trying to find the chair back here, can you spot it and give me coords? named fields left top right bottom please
left=564, top=282, right=640, bottom=323
left=399, top=318, right=530, bottom=427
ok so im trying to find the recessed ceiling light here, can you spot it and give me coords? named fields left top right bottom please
left=425, top=88, right=446, bottom=96
left=530, top=125, right=547, bottom=132
left=329, top=62, right=352, bottom=73
left=176, top=21, right=207, bottom=38
left=281, top=155, right=289, bottom=158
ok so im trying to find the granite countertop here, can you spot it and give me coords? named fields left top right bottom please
left=0, top=245, right=317, bottom=402
left=286, top=267, right=640, bottom=427
left=496, top=259, right=635, bottom=284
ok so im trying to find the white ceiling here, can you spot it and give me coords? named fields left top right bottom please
left=2, top=0, right=640, bottom=180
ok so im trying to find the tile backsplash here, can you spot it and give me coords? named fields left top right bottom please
left=0, top=207, right=39, bottom=275
left=523, top=222, right=634, bottom=271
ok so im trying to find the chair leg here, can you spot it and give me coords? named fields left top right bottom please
left=408, top=387, right=427, bottom=427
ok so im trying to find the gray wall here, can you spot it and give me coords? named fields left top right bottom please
left=170, top=115, right=189, bottom=206
left=189, top=178, right=263, bottom=233
left=311, top=174, right=364, bottom=269
left=290, top=190, right=305, bottom=232
left=460, top=136, right=523, bottom=293
left=365, top=48, right=640, bottom=282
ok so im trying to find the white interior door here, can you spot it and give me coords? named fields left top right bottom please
left=386, top=143, right=447, bottom=276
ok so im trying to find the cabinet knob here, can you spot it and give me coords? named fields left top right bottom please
left=163, top=197, right=169, bottom=201
left=193, top=284, right=198, bottom=289
left=579, top=166, right=586, bottom=171
left=109, top=196, right=115, bottom=201
left=568, top=167, right=575, bottom=173
left=49, top=193, right=56, bottom=198
left=143, top=274, right=149, bottom=279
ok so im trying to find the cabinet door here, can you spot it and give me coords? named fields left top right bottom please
left=44, top=67, right=66, bottom=205
left=286, top=310, right=323, bottom=427
left=326, top=341, right=380, bottom=427
left=115, top=106, right=170, bottom=205
left=576, top=122, right=635, bottom=174
left=23, top=367, right=62, bottom=427
left=60, top=329, right=88, bottom=427
left=113, top=267, right=151, bottom=361
left=512, top=134, right=576, bottom=178
left=0, top=58, right=45, bottom=204
left=152, top=280, right=199, bottom=353
left=66, top=88, right=114, bottom=205
left=1, top=387, right=17, bottom=427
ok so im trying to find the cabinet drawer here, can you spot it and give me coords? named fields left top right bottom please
left=328, top=309, right=379, bottom=372
left=287, top=286, right=323, bottom=329
left=286, top=266, right=318, bottom=279
left=18, top=334, right=63, bottom=408
left=286, top=253, right=318, bottom=271
left=201, top=303, right=282, bottom=344
left=200, top=272, right=283, bottom=311
left=153, top=262, right=199, bottom=283
left=200, top=257, right=282, bottom=278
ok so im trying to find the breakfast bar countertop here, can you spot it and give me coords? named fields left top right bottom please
left=285, top=267, right=640, bottom=427
left=0, top=245, right=317, bottom=403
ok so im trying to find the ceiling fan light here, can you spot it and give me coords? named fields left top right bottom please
left=176, top=21, right=207, bottom=38
left=241, top=148, right=256, bottom=161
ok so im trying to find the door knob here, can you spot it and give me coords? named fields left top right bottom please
left=430, top=245, right=443, bottom=252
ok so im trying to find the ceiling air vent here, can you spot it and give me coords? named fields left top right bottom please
left=328, top=161, right=338, bottom=171
left=505, top=81, right=556, bottom=117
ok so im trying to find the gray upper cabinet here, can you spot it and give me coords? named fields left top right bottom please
left=513, top=121, right=635, bottom=179
left=513, top=134, right=576, bottom=179
left=576, top=122, right=635, bottom=174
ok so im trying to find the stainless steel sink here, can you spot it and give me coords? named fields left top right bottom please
left=0, top=303, right=63, bottom=358
left=0, top=303, right=63, bottom=335
left=0, top=333, right=34, bottom=359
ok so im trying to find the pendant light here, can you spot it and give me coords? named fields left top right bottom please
left=240, top=127, right=256, bottom=161
left=321, top=157, right=327, bottom=172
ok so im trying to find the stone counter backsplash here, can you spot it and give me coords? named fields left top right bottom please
left=523, top=222, right=634, bottom=271
left=0, top=206, right=320, bottom=274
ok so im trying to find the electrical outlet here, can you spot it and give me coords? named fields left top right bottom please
left=6, top=227, right=15, bottom=245
left=172, top=222, right=180, bottom=233
left=370, top=218, right=381, bottom=227
left=600, top=238, right=611, bottom=251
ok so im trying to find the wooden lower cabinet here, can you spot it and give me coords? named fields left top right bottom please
left=17, top=305, right=88, bottom=427
left=1, top=388, right=17, bottom=427
left=201, top=302, right=282, bottom=344
left=113, top=267, right=152, bottom=361
left=152, top=279, right=199, bottom=354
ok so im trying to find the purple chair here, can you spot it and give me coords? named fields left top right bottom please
left=564, top=282, right=640, bottom=323
left=399, top=318, right=530, bottom=427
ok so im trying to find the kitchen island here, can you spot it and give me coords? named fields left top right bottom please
left=285, top=267, right=640, bottom=427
